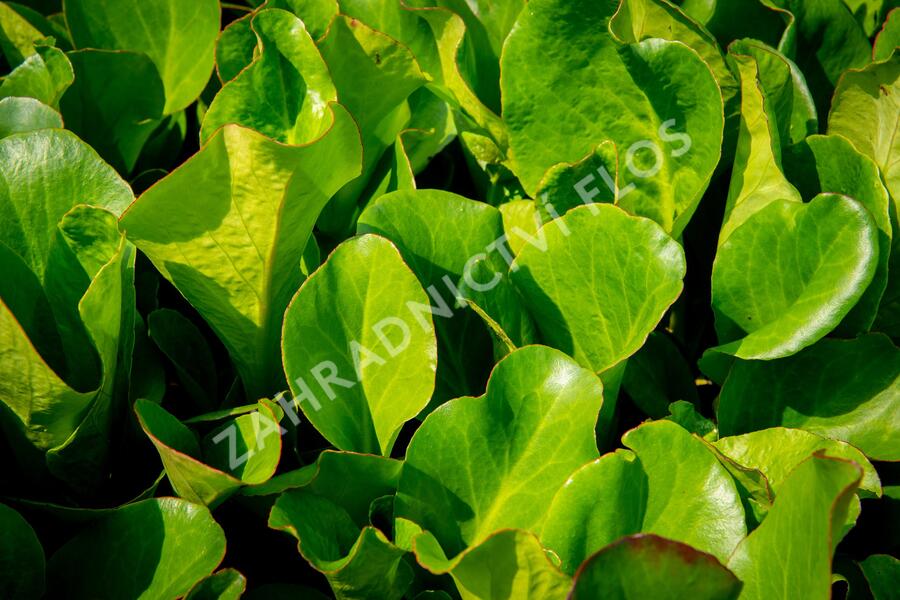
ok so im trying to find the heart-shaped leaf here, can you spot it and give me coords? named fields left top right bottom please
left=710, top=194, right=877, bottom=359
left=395, top=345, right=604, bottom=558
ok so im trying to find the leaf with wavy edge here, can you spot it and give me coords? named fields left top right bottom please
left=395, top=345, right=604, bottom=558
left=727, top=454, right=862, bottom=599
left=120, top=104, right=362, bottom=398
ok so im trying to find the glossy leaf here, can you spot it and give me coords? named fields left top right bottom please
left=874, top=8, right=900, bottom=61
left=282, top=234, right=436, bottom=455
left=201, top=8, right=335, bottom=146
left=0, top=44, right=73, bottom=108
left=717, top=334, right=900, bottom=461
left=65, top=0, right=220, bottom=113
left=545, top=420, right=745, bottom=572
left=120, top=105, right=362, bottom=398
left=727, top=455, right=862, bottom=599
left=710, top=194, right=877, bottom=359
left=569, top=534, right=742, bottom=600
left=395, top=345, right=604, bottom=557
left=47, top=498, right=226, bottom=599
left=185, top=569, right=247, bottom=600
left=511, top=204, right=686, bottom=375
left=0, top=96, right=60, bottom=138
left=501, top=0, right=723, bottom=234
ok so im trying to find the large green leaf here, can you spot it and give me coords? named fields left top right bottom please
left=501, top=0, right=723, bottom=234
left=282, top=233, right=437, bottom=455
left=0, top=502, right=44, bottom=599
left=65, top=0, right=220, bottom=113
left=569, top=534, right=742, bottom=600
left=135, top=399, right=282, bottom=507
left=47, top=498, right=226, bottom=599
left=874, top=8, right=900, bottom=61
left=714, top=427, right=880, bottom=497
left=710, top=194, right=877, bottom=359
left=0, top=96, right=60, bottom=138
left=827, top=56, right=900, bottom=335
left=201, top=8, right=336, bottom=146
left=727, top=454, right=862, bottom=599
left=679, top=0, right=789, bottom=48
left=621, top=332, right=698, bottom=418
left=59, top=49, right=165, bottom=174
left=270, top=491, right=413, bottom=600
left=0, top=130, right=135, bottom=488
left=185, top=569, right=246, bottom=600
left=542, top=421, right=746, bottom=572
left=510, top=204, right=686, bottom=375
left=0, top=1, right=44, bottom=65
left=120, top=104, right=362, bottom=398
left=395, top=345, right=604, bottom=558
left=719, top=51, right=802, bottom=244
left=266, top=449, right=409, bottom=600
left=717, top=334, right=900, bottom=461
left=784, top=134, right=892, bottom=334
left=358, top=189, right=535, bottom=402
left=147, top=308, right=217, bottom=411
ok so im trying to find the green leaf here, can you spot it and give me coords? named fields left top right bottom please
left=282, top=234, right=437, bottom=455
left=185, top=569, right=246, bottom=600
left=784, top=134, right=892, bottom=335
left=59, top=49, right=165, bottom=174
left=501, top=0, right=723, bottom=234
left=859, top=554, right=900, bottom=600
left=714, top=427, right=880, bottom=497
left=710, top=194, right=877, bottom=359
left=719, top=51, right=802, bottom=244
left=622, top=332, right=699, bottom=418
left=269, top=491, right=414, bottom=600
left=874, top=8, right=900, bottom=61
left=396, top=345, right=604, bottom=558
left=569, top=534, right=742, bottom=600
left=717, top=334, right=900, bottom=461
left=0, top=502, right=44, bottom=599
left=0, top=96, right=60, bottom=138
left=665, top=400, right=718, bottom=441
left=543, top=421, right=746, bottom=571
left=679, top=0, right=789, bottom=48
left=0, top=44, right=73, bottom=109
left=0, top=1, right=44, bottom=65
left=135, top=399, right=282, bottom=507
left=358, top=189, right=534, bottom=402
left=65, top=0, right=220, bottom=113
left=403, top=527, right=571, bottom=600
left=201, top=9, right=336, bottom=146
left=775, top=0, right=872, bottom=118
left=120, top=104, right=362, bottom=398
left=510, top=204, right=686, bottom=375
left=148, top=308, right=217, bottom=411
left=729, top=39, right=818, bottom=149
left=47, top=498, right=226, bottom=599
left=726, top=454, right=862, bottom=600
left=315, top=14, right=427, bottom=235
